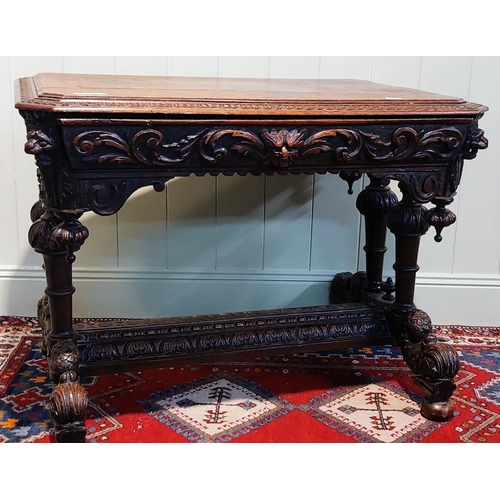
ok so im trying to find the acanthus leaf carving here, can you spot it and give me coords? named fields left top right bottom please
left=70, top=124, right=470, bottom=171
left=132, top=129, right=203, bottom=165
left=416, top=127, right=463, bottom=159
left=74, top=130, right=133, bottom=164
left=362, top=127, right=417, bottom=161
left=82, top=343, right=120, bottom=363
left=200, top=129, right=266, bottom=165
left=123, top=340, right=156, bottom=358
left=159, top=337, right=193, bottom=355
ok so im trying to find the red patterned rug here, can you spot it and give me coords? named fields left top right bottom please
left=2, top=316, right=500, bottom=443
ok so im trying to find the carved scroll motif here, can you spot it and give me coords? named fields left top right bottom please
left=396, top=309, right=460, bottom=421
left=401, top=308, right=460, bottom=381
left=372, top=171, right=445, bottom=205
left=86, top=179, right=168, bottom=216
left=72, top=125, right=468, bottom=169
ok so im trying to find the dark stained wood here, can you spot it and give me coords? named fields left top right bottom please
left=15, top=72, right=489, bottom=442
left=75, top=302, right=393, bottom=375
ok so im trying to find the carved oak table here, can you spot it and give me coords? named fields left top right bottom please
left=15, top=73, right=488, bottom=442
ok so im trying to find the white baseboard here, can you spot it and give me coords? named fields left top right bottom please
left=1, top=267, right=499, bottom=326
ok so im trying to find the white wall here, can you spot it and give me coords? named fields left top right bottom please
left=1, top=56, right=499, bottom=326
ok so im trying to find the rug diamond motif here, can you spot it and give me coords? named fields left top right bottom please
left=317, top=383, right=427, bottom=443
left=475, top=377, right=500, bottom=406
left=154, top=377, right=278, bottom=437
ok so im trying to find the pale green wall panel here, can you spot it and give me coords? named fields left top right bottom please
left=115, top=56, right=167, bottom=76
left=453, top=56, right=500, bottom=276
left=219, top=56, right=269, bottom=78
left=269, top=56, right=320, bottom=79
left=263, top=174, right=314, bottom=270
left=0, top=57, right=20, bottom=266
left=117, top=187, right=168, bottom=270
left=216, top=175, right=265, bottom=270
left=167, top=56, right=218, bottom=77
left=166, top=176, right=217, bottom=270
left=62, top=56, right=115, bottom=74
left=370, top=56, right=422, bottom=87
left=419, top=56, right=473, bottom=98
left=319, top=56, right=371, bottom=80
left=74, top=211, right=119, bottom=270
left=309, top=173, right=362, bottom=273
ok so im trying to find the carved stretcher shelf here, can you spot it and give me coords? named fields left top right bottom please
left=15, top=73, right=488, bottom=442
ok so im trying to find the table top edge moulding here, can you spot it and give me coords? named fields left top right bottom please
left=15, top=73, right=488, bottom=117
left=14, top=72, right=489, bottom=442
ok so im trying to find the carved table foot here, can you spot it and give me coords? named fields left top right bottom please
left=329, top=271, right=366, bottom=304
left=391, top=309, right=460, bottom=422
left=51, top=372, right=88, bottom=442
left=48, top=341, right=88, bottom=442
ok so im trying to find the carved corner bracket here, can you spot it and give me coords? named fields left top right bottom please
left=463, top=118, right=488, bottom=160
left=85, top=179, right=167, bottom=216
left=21, top=111, right=76, bottom=211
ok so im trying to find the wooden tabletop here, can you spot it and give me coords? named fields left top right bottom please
left=15, top=72, right=488, bottom=117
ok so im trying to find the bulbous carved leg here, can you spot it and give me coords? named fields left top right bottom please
left=29, top=207, right=89, bottom=442
left=395, top=309, right=460, bottom=421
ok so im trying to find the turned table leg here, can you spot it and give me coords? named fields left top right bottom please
left=330, top=174, right=398, bottom=304
left=387, top=184, right=460, bottom=421
left=29, top=208, right=89, bottom=442
left=356, top=175, right=398, bottom=294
